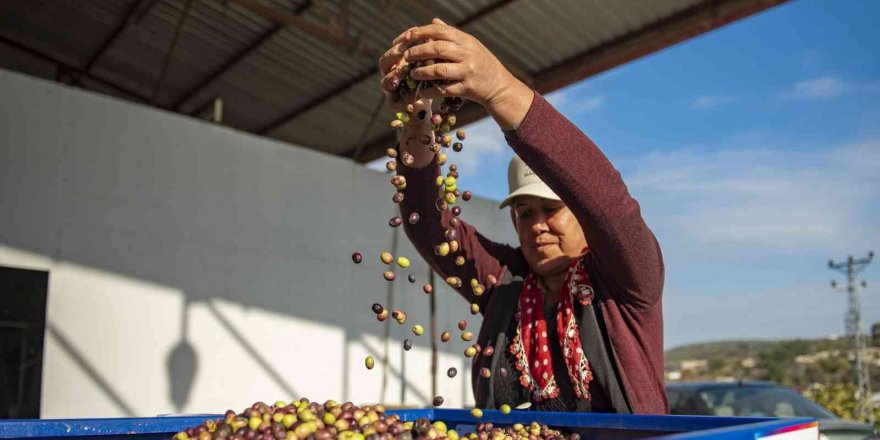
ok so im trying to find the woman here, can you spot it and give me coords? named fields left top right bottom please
left=381, top=19, right=667, bottom=414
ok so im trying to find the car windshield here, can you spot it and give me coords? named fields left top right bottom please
left=673, top=386, right=837, bottom=419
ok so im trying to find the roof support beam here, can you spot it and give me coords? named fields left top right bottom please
left=227, top=0, right=375, bottom=58
left=82, top=0, right=160, bottom=74
left=350, top=0, right=790, bottom=163
left=0, top=34, right=153, bottom=103
left=534, top=0, right=791, bottom=92
left=174, top=1, right=314, bottom=112
left=258, top=0, right=521, bottom=137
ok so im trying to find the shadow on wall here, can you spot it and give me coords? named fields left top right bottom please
left=0, top=69, right=516, bottom=415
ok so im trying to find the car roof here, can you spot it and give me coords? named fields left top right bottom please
left=667, top=380, right=781, bottom=390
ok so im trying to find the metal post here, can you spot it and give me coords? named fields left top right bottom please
left=829, top=251, right=874, bottom=423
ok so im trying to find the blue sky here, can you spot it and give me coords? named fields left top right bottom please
left=371, top=0, right=880, bottom=348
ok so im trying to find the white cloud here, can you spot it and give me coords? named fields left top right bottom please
left=576, top=95, right=605, bottom=112
left=453, top=117, right=508, bottom=174
left=624, top=137, right=880, bottom=253
left=691, top=94, right=736, bottom=110
left=783, top=76, right=849, bottom=100
left=665, top=278, right=880, bottom=348
left=544, top=90, right=604, bottom=113
left=544, top=91, right=568, bottom=109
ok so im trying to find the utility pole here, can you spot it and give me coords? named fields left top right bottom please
left=829, top=251, right=874, bottom=423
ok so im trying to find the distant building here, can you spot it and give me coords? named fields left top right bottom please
left=680, top=359, right=708, bottom=371
left=872, top=322, right=879, bottom=347
left=741, top=357, right=758, bottom=368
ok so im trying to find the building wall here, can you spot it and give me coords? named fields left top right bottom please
left=0, top=69, right=518, bottom=418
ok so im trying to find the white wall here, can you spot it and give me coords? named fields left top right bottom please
left=0, top=69, right=518, bottom=418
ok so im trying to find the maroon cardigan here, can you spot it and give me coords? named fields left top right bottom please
left=398, top=92, right=667, bottom=414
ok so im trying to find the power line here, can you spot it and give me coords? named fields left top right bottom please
left=829, top=250, right=875, bottom=423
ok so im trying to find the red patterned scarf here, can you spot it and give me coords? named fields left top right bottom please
left=509, top=250, right=595, bottom=401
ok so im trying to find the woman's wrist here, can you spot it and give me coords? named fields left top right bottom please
left=486, top=76, right=534, bottom=131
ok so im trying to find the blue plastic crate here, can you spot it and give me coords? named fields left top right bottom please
left=0, top=409, right=818, bottom=440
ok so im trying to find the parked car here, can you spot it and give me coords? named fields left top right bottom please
left=667, top=381, right=878, bottom=440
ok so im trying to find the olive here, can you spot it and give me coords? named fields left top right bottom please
left=447, top=367, right=457, bottom=378
left=499, top=367, right=508, bottom=377
left=470, top=303, right=480, bottom=314
left=423, top=283, right=433, bottom=294
left=470, top=408, right=482, bottom=418
left=449, top=240, right=459, bottom=253
left=449, top=217, right=461, bottom=228
left=371, top=303, right=384, bottom=314
left=480, top=367, right=491, bottom=378
left=456, top=129, right=466, bottom=140
left=408, top=274, right=416, bottom=283
left=451, top=206, right=462, bottom=216
left=389, top=216, right=403, bottom=227
left=461, top=331, right=473, bottom=341
left=452, top=142, right=463, bottom=152
left=386, top=148, right=398, bottom=158
left=458, top=320, right=467, bottom=331
left=486, top=274, right=497, bottom=286
left=383, top=271, right=395, bottom=281
left=377, top=310, right=389, bottom=321
left=386, top=161, right=397, bottom=172
left=380, top=252, right=394, bottom=264
left=408, top=212, right=420, bottom=224
left=482, top=346, right=495, bottom=357
left=462, top=191, right=472, bottom=201
left=444, top=228, right=457, bottom=241
left=445, top=277, right=462, bottom=288
left=351, top=252, right=363, bottom=264
left=454, top=256, right=465, bottom=266
left=434, top=242, right=450, bottom=256
left=365, top=356, right=375, bottom=369
left=401, top=153, right=415, bottom=166
left=440, top=331, right=451, bottom=342
left=432, top=396, right=444, bottom=407
left=392, top=192, right=404, bottom=203
left=412, top=324, right=424, bottom=336
left=403, top=339, right=412, bottom=351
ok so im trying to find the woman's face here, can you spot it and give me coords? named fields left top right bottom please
left=511, top=196, right=587, bottom=276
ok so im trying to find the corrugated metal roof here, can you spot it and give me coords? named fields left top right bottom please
left=0, top=0, right=788, bottom=162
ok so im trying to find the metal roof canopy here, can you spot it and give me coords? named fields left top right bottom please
left=0, top=0, right=788, bottom=163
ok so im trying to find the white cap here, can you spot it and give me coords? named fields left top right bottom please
left=498, top=155, right=561, bottom=209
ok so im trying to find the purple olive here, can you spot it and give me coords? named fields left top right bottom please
left=408, top=212, right=420, bottom=224
left=408, top=274, right=416, bottom=283
left=389, top=216, right=402, bottom=227
left=372, top=303, right=384, bottom=314
left=451, top=206, right=461, bottom=216
left=351, top=252, right=363, bottom=264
